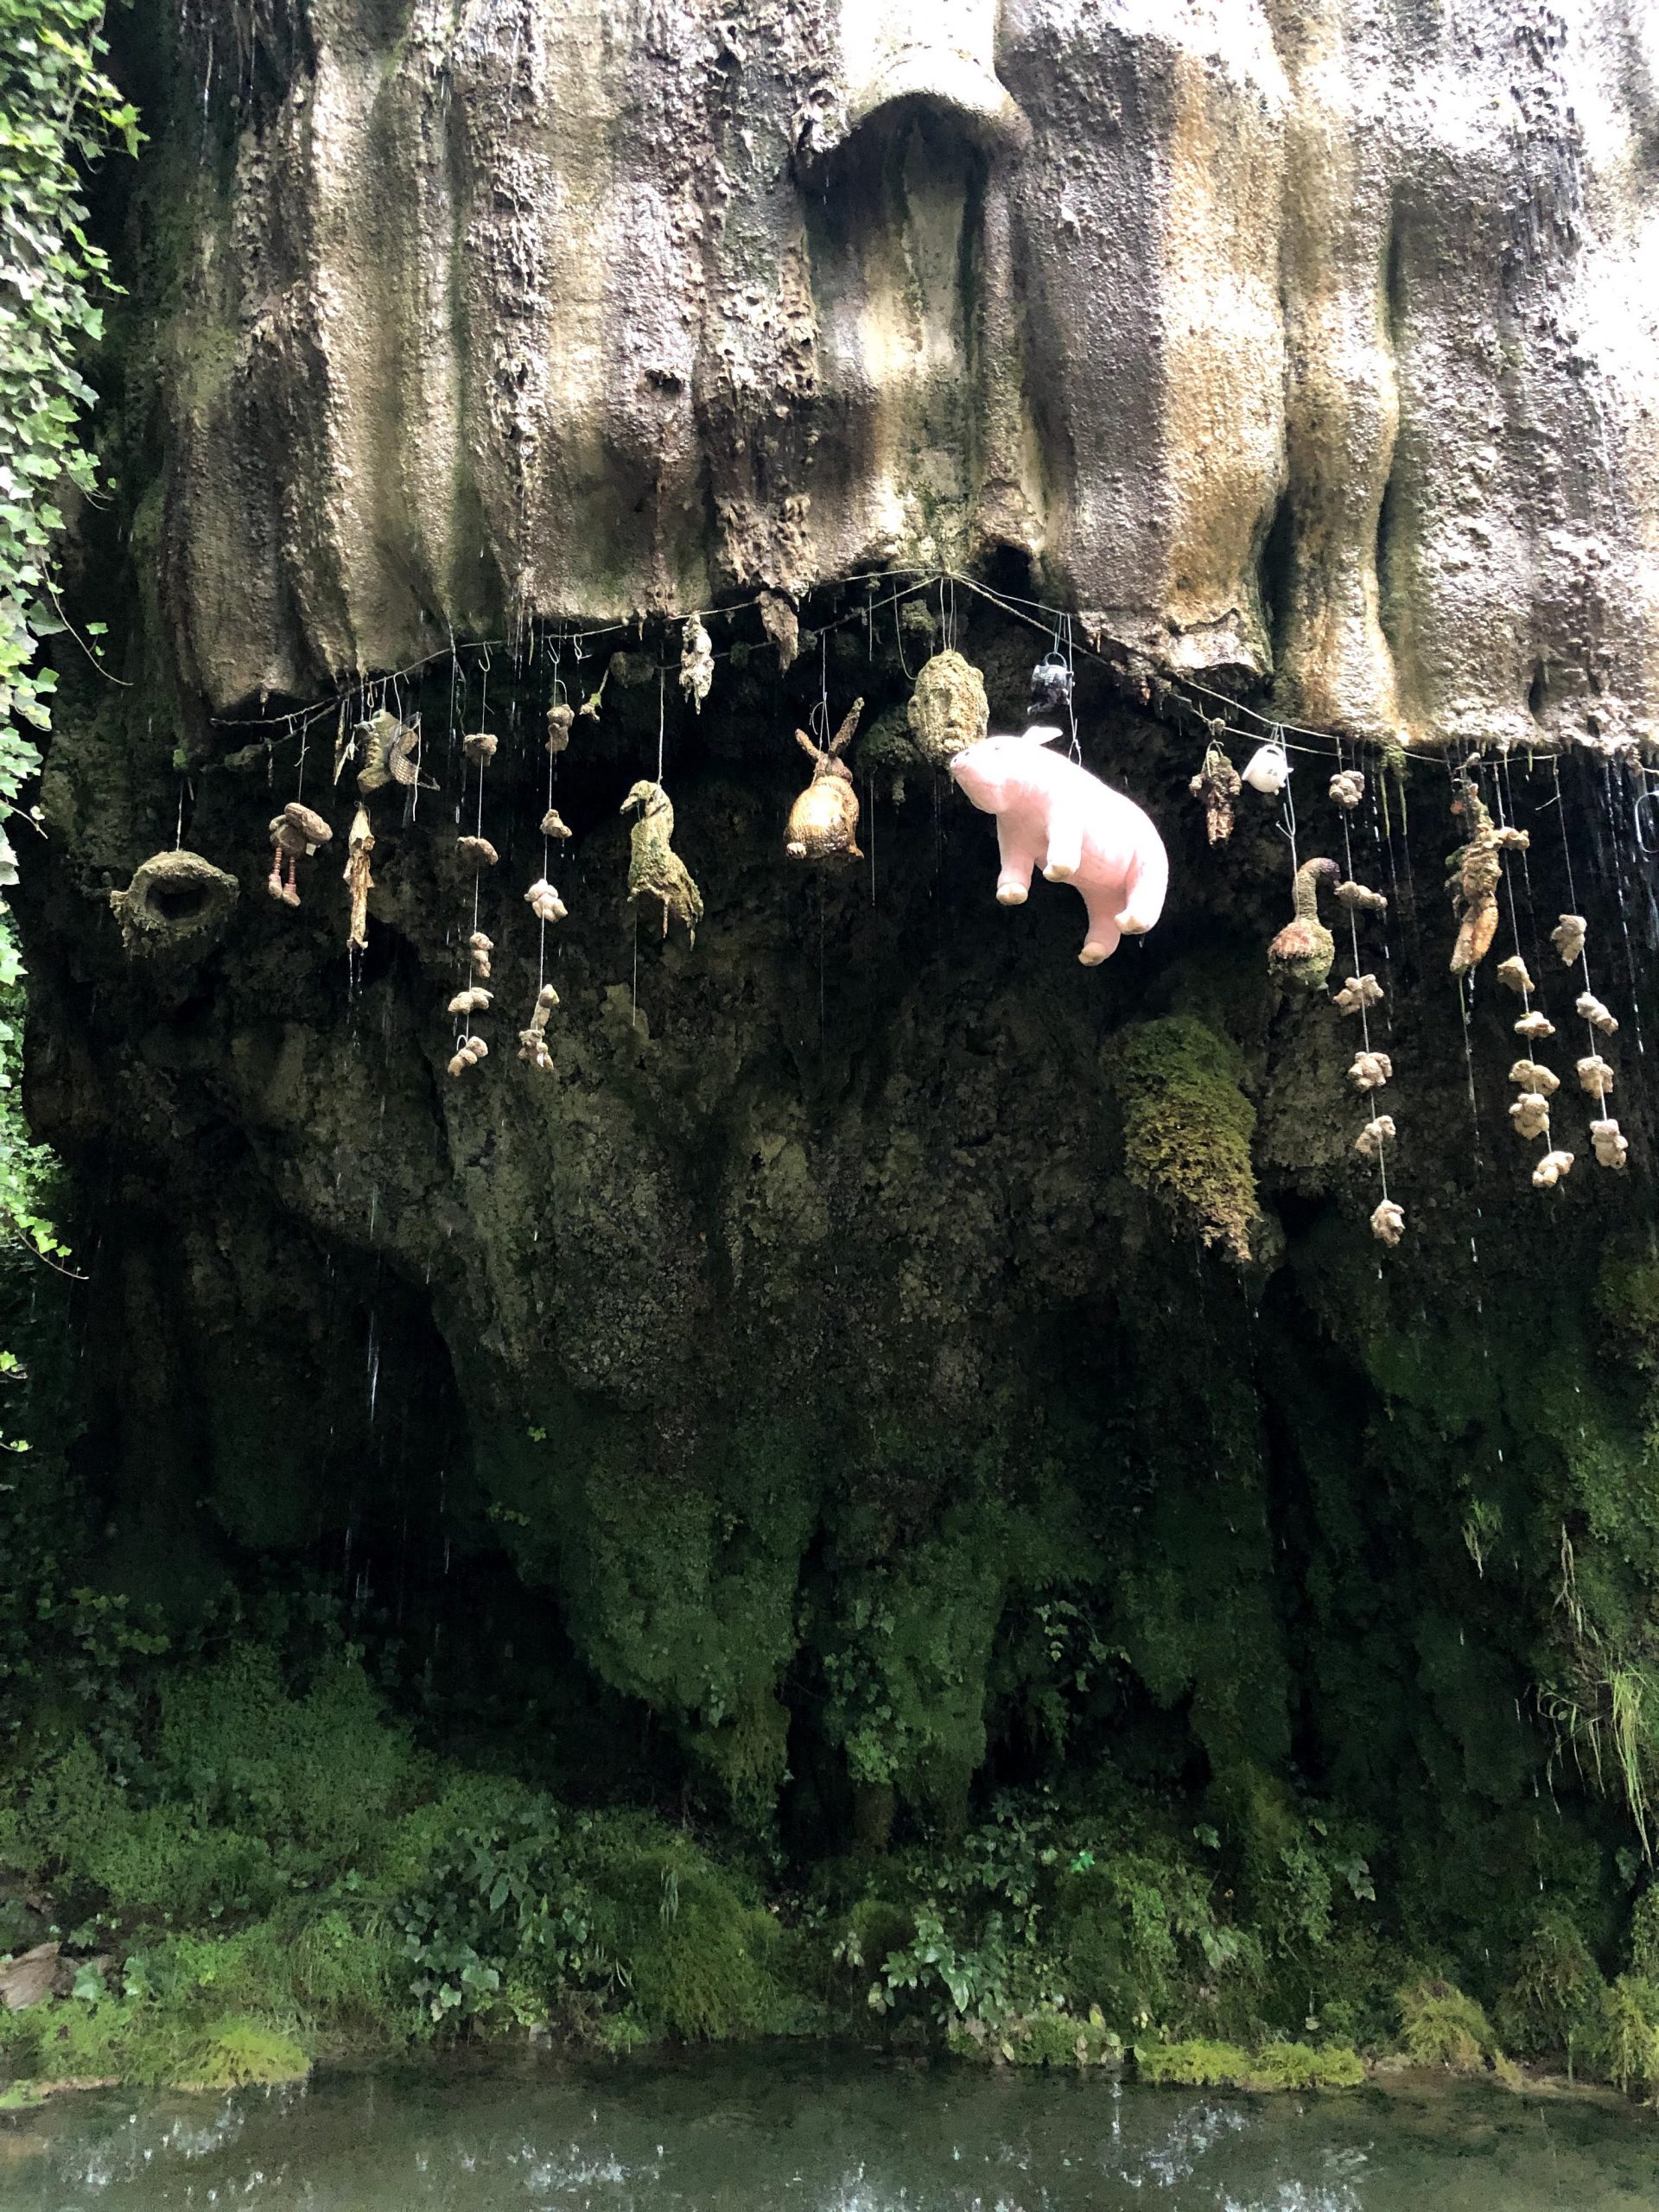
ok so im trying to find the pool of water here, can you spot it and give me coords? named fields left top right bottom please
left=0, top=2050, right=1654, bottom=2209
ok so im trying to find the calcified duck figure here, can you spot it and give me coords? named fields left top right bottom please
left=785, top=699, right=863, bottom=865
left=621, top=781, right=703, bottom=944
left=1446, top=779, right=1529, bottom=976
left=267, top=802, right=332, bottom=906
left=1267, top=857, right=1338, bottom=989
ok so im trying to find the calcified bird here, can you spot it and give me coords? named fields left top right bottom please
left=785, top=699, right=863, bottom=865
left=1268, top=857, right=1339, bottom=989
left=621, top=780, right=703, bottom=943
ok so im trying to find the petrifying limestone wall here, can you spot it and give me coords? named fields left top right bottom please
left=158, top=0, right=1659, bottom=752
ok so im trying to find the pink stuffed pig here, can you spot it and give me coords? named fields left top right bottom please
left=949, top=725, right=1168, bottom=964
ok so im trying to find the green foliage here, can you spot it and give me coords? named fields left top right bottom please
left=391, top=1798, right=610, bottom=2029
left=1395, top=1979, right=1502, bottom=2073
left=948, top=2005, right=1122, bottom=2069
left=1596, top=1974, right=1659, bottom=2098
left=1495, top=1910, right=1605, bottom=2060
left=0, top=0, right=137, bottom=774
left=1629, top=1885, right=1659, bottom=1980
left=0, top=910, right=68, bottom=1264
left=1135, top=2037, right=1363, bottom=2091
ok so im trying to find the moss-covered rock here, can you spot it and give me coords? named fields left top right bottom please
left=1105, top=1014, right=1262, bottom=1261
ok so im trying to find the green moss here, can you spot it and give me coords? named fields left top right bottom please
left=174, top=2017, right=309, bottom=2090
left=1106, top=1015, right=1260, bottom=1262
left=1135, top=2037, right=1361, bottom=2090
left=587, top=1827, right=786, bottom=2043
left=1395, top=1980, right=1502, bottom=2073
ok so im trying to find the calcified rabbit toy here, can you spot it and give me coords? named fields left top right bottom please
left=949, top=724, right=1168, bottom=964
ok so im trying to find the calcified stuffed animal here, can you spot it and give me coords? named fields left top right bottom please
left=1446, top=782, right=1529, bottom=976
left=785, top=699, right=863, bottom=865
left=948, top=724, right=1168, bottom=966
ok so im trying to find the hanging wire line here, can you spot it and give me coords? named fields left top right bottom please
left=1337, top=744, right=1391, bottom=1209
left=207, top=563, right=1357, bottom=772
left=1490, top=766, right=1550, bottom=1165
left=1276, top=738, right=1299, bottom=874
left=1552, top=757, right=1611, bottom=1126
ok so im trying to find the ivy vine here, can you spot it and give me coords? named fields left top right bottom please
left=0, top=0, right=135, bottom=1259
left=0, top=0, right=137, bottom=805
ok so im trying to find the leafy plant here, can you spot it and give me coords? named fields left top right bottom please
left=0, top=0, right=138, bottom=780
left=392, top=1802, right=610, bottom=2026
left=1395, top=1979, right=1502, bottom=2073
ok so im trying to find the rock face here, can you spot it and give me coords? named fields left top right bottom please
left=161, top=1, right=1659, bottom=750
left=21, top=0, right=1659, bottom=1902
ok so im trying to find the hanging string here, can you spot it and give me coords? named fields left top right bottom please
left=1337, top=741, right=1391, bottom=1211
left=1553, top=757, right=1612, bottom=1129
left=1491, top=766, right=1551, bottom=1168
left=1275, top=731, right=1300, bottom=875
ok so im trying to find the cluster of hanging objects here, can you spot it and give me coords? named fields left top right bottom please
left=118, top=573, right=1645, bottom=1260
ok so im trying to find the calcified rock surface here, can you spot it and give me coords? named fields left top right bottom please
left=165, top=1, right=1659, bottom=750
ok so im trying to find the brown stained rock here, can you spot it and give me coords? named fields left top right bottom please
left=155, top=5, right=1659, bottom=755
left=0, top=1943, right=59, bottom=2012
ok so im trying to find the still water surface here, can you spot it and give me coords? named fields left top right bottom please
left=0, top=2050, right=1655, bottom=2209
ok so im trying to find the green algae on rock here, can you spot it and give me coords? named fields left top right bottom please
left=1106, top=1015, right=1261, bottom=1262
